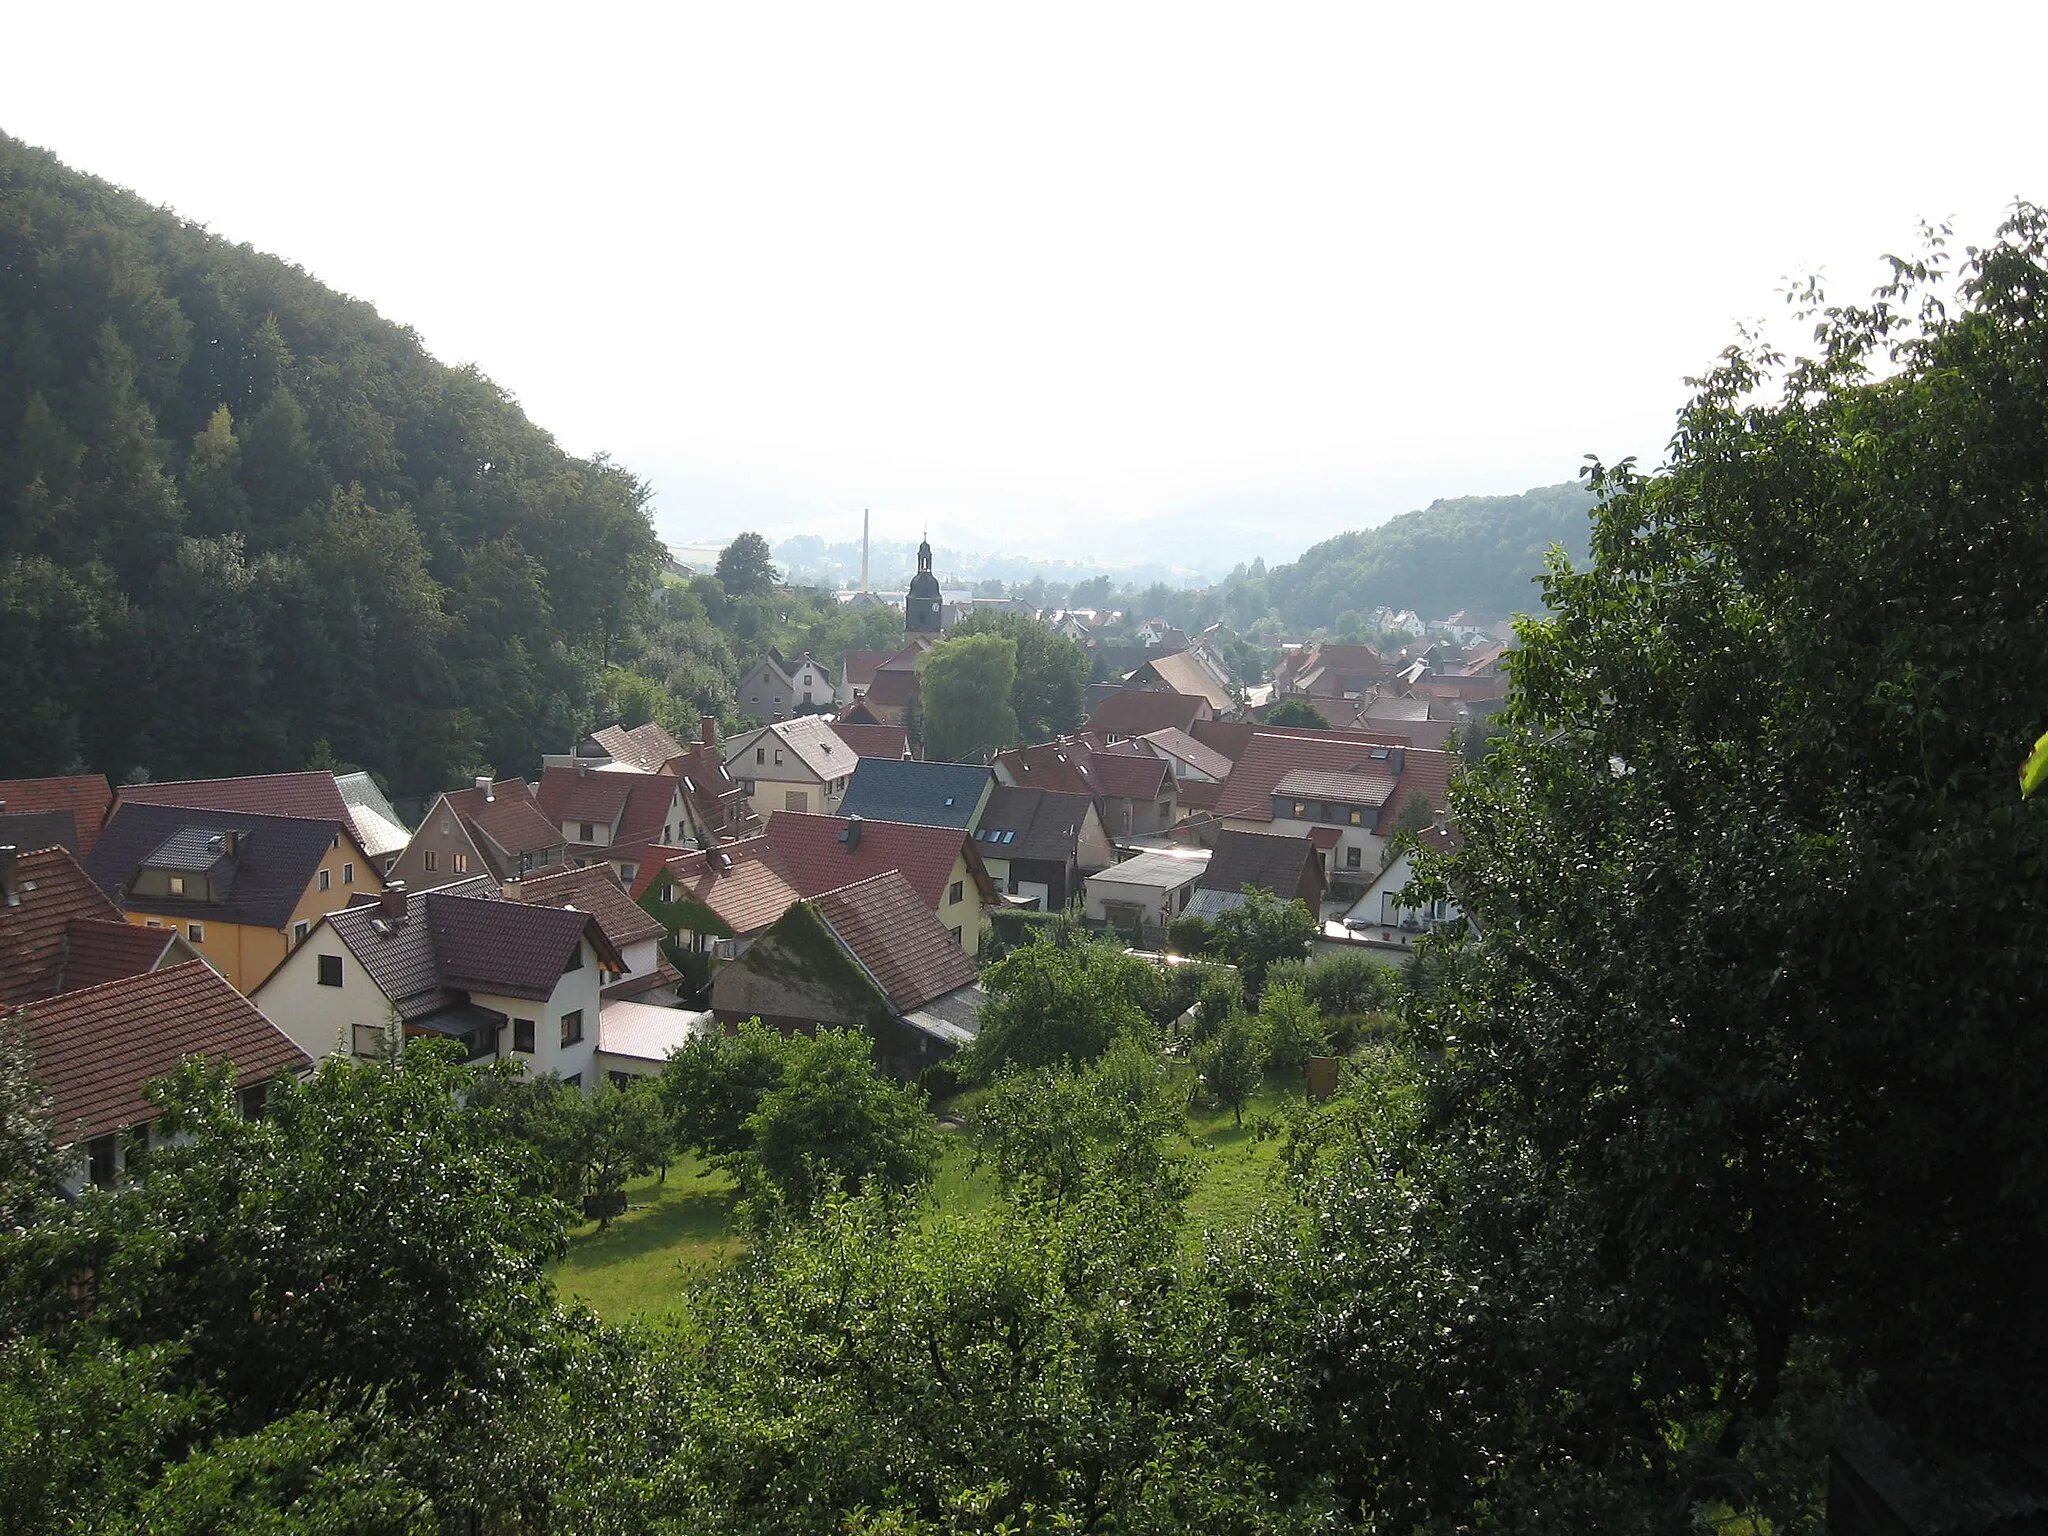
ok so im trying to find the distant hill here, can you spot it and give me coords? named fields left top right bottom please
left=0, top=133, right=661, bottom=793
left=1245, top=482, right=1595, bottom=628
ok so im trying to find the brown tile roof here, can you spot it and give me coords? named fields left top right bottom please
left=437, top=781, right=562, bottom=876
left=510, top=864, right=665, bottom=948
left=0, top=846, right=131, bottom=1005
left=427, top=893, right=617, bottom=1001
left=1176, top=779, right=1223, bottom=812
left=1198, top=829, right=1326, bottom=905
left=814, top=870, right=978, bottom=1012
left=631, top=839, right=805, bottom=937
left=829, top=723, right=911, bottom=760
left=1188, top=718, right=1257, bottom=762
left=0, top=776, right=114, bottom=857
left=1137, top=726, right=1235, bottom=782
left=663, top=745, right=763, bottom=839
left=118, top=772, right=349, bottom=823
left=841, top=648, right=900, bottom=688
left=858, top=669, right=921, bottom=710
left=588, top=722, right=685, bottom=771
left=535, top=766, right=676, bottom=848
left=59, top=918, right=184, bottom=993
left=974, top=787, right=1098, bottom=866
left=0, top=810, right=82, bottom=855
left=20, top=961, right=311, bottom=1144
left=764, top=812, right=994, bottom=912
left=1087, top=751, right=1173, bottom=800
left=1216, top=733, right=1455, bottom=829
left=1274, top=768, right=1399, bottom=807
left=1086, top=689, right=1209, bottom=739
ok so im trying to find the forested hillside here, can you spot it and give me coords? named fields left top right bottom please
left=0, top=133, right=662, bottom=795
left=1235, top=481, right=1595, bottom=628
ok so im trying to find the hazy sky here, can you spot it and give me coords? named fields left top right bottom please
left=10, top=1, right=2047, bottom=567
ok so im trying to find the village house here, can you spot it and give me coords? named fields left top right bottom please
left=502, top=862, right=677, bottom=1003
left=971, top=785, right=1114, bottom=910
left=1210, top=731, right=1453, bottom=892
left=1084, top=849, right=1210, bottom=938
left=993, top=736, right=1177, bottom=840
left=1084, top=689, right=1212, bottom=742
left=1183, top=827, right=1328, bottom=922
left=839, top=636, right=932, bottom=707
left=386, top=778, right=565, bottom=893
left=708, top=869, right=985, bottom=1079
left=115, top=770, right=406, bottom=883
left=254, top=882, right=621, bottom=1084
left=1340, top=821, right=1466, bottom=939
left=1271, top=642, right=1392, bottom=707
left=631, top=836, right=804, bottom=960
left=762, top=810, right=999, bottom=956
left=85, top=802, right=384, bottom=994
left=535, top=762, right=686, bottom=877
left=0, top=844, right=198, bottom=1007
left=593, top=1000, right=714, bottom=1083
left=0, top=774, right=114, bottom=858
left=20, top=959, right=311, bottom=1192
left=720, top=715, right=859, bottom=821
left=1123, top=647, right=1235, bottom=717
left=737, top=649, right=837, bottom=718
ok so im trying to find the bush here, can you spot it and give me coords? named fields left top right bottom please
left=1259, top=983, right=1329, bottom=1073
left=1167, top=913, right=1214, bottom=956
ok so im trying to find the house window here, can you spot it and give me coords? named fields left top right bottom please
left=560, top=1009, right=584, bottom=1047
left=319, top=868, right=331, bottom=892
left=948, top=880, right=964, bottom=905
left=145, top=919, right=162, bottom=928
left=88, top=1134, right=118, bottom=1189
left=513, top=1018, right=535, bottom=1053
left=343, top=862, right=354, bottom=884
left=317, top=953, right=343, bottom=987
left=424, top=850, right=439, bottom=872
left=662, top=883, right=676, bottom=902
left=453, top=853, right=468, bottom=873
left=1345, top=847, right=1362, bottom=870
left=949, top=926, right=963, bottom=947
left=239, top=1082, right=268, bottom=1119
left=579, top=822, right=595, bottom=842
left=784, top=790, right=807, bottom=813
left=293, top=920, right=310, bottom=945
left=351, top=1022, right=384, bottom=1057
left=621, top=863, right=637, bottom=882
left=563, top=1073, right=582, bottom=1090
left=565, top=944, right=584, bottom=972
left=169, top=874, right=186, bottom=896
left=756, top=747, right=766, bottom=765
left=1292, top=801, right=1308, bottom=819
left=741, top=779, right=755, bottom=794
left=187, top=923, right=204, bottom=944
left=1349, top=808, right=1363, bottom=826
left=773, top=748, right=784, bottom=766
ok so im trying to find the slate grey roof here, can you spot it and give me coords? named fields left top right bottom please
left=0, top=809, right=78, bottom=854
left=838, top=758, right=992, bottom=830
left=1197, top=828, right=1324, bottom=902
left=87, top=804, right=354, bottom=930
left=144, top=827, right=237, bottom=875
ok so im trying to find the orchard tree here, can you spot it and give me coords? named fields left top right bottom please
left=965, top=938, right=1159, bottom=1079
left=947, top=609, right=1088, bottom=741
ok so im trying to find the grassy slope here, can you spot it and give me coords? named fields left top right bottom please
left=552, top=1075, right=1306, bottom=1324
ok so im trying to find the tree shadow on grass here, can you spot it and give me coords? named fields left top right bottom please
left=562, top=1168, right=742, bottom=1275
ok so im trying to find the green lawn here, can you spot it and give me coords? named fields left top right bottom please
left=554, top=1075, right=1312, bottom=1324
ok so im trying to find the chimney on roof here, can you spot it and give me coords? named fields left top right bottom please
left=379, top=880, right=407, bottom=919
left=701, top=714, right=717, bottom=748
left=838, top=816, right=862, bottom=851
left=474, top=775, right=493, bottom=801
left=0, top=845, right=17, bottom=907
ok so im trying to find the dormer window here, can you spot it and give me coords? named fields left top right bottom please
left=168, top=874, right=186, bottom=896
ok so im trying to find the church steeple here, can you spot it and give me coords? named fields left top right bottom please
left=906, top=531, right=942, bottom=633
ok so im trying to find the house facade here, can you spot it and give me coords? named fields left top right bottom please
left=1084, top=850, right=1210, bottom=935
left=720, top=716, right=860, bottom=821
left=386, top=778, right=566, bottom=893
left=973, top=786, right=1114, bottom=910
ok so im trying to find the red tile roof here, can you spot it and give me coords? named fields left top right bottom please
left=535, top=766, right=677, bottom=848
left=1215, top=733, right=1454, bottom=830
left=437, top=781, right=562, bottom=873
left=662, top=745, right=762, bottom=840
left=829, top=723, right=912, bottom=760
left=814, top=870, right=978, bottom=1012
left=19, top=961, right=311, bottom=1143
left=0, top=776, right=114, bottom=857
left=0, top=846, right=131, bottom=1005
left=632, top=839, right=805, bottom=937
left=764, top=812, right=994, bottom=912
left=510, top=863, right=665, bottom=948
left=59, top=918, right=183, bottom=993
left=1086, top=690, right=1210, bottom=740
left=118, top=772, right=349, bottom=823
left=859, top=669, right=921, bottom=710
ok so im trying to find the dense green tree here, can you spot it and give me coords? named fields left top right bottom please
left=1414, top=208, right=2048, bottom=1468
left=714, top=531, right=778, bottom=597
left=965, top=937, right=1159, bottom=1078
left=1257, top=981, right=1328, bottom=1072
left=917, top=630, right=1018, bottom=761
left=741, top=1029, right=937, bottom=1218
left=1205, top=886, right=1318, bottom=998
left=1264, top=697, right=1329, bottom=729
left=658, top=1021, right=791, bottom=1161
left=1196, top=1009, right=1265, bottom=1128
left=947, top=608, right=1089, bottom=741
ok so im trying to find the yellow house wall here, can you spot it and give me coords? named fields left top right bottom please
left=124, top=835, right=384, bottom=995
left=938, top=852, right=987, bottom=958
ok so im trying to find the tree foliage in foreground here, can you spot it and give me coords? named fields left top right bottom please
left=1412, top=207, right=2048, bottom=1463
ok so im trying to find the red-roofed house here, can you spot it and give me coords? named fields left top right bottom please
left=993, top=736, right=1177, bottom=839
left=1086, top=689, right=1212, bottom=741
left=762, top=811, right=997, bottom=956
left=0, top=775, right=114, bottom=858
left=20, top=960, right=311, bottom=1191
left=1213, top=731, right=1454, bottom=890
left=0, top=845, right=196, bottom=1007
left=709, top=869, right=984, bottom=1077
left=387, top=778, right=566, bottom=892
left=632, top=837, right=805, bottom=959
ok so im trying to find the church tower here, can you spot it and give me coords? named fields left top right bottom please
left=906, top=537, right=942, bottom=633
